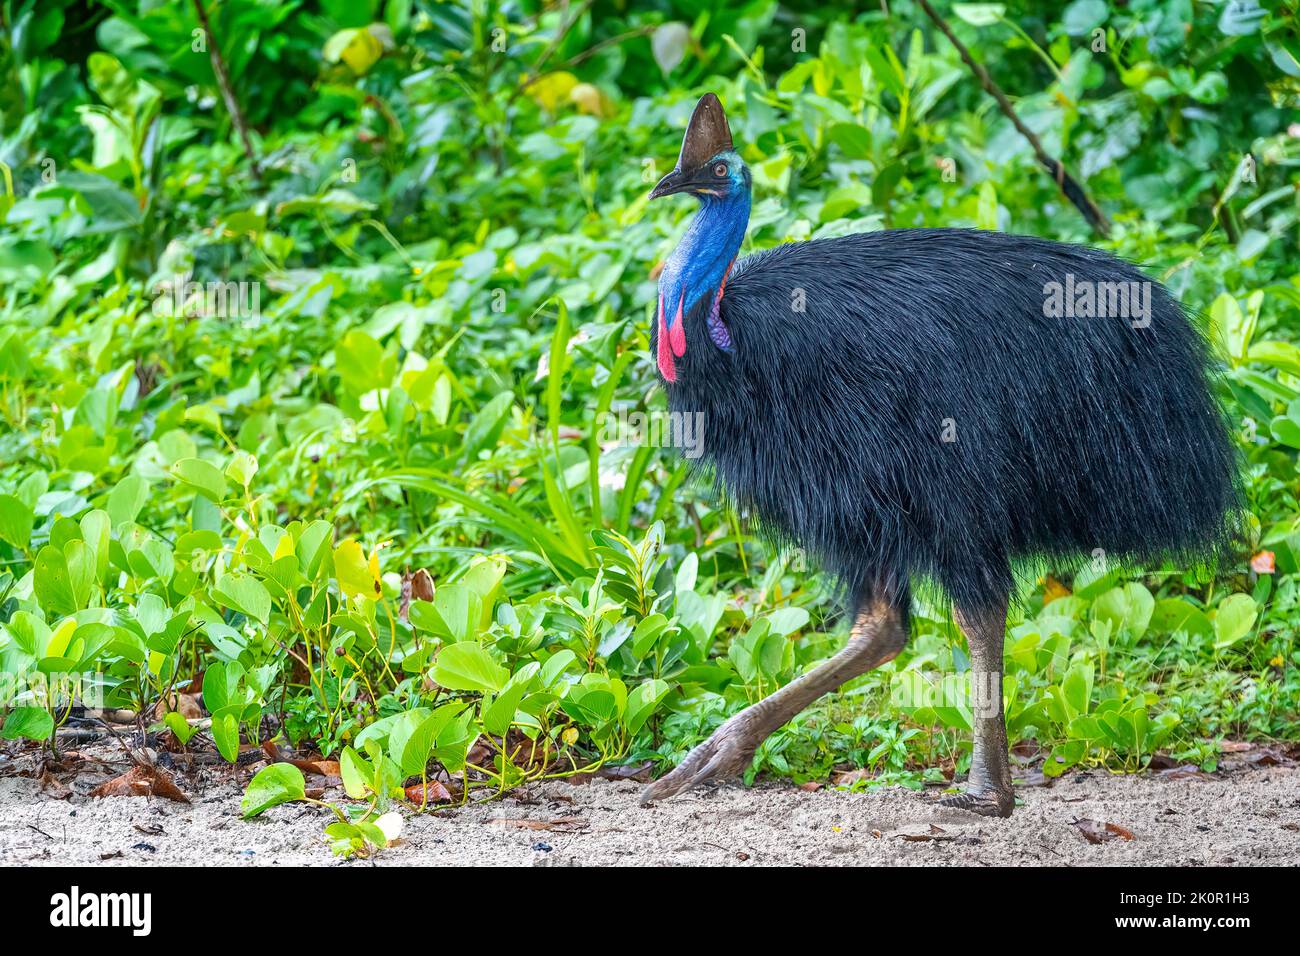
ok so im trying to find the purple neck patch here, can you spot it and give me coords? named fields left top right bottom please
left=706, top=260, right=735, bottom=351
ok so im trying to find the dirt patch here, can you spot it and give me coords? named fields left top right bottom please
left=3, top=753, right=1298, bottom=866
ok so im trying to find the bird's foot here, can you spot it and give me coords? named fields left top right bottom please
left=938, top=785, right=1015, bottom=818
left=640, top=711, right=765, bottom=805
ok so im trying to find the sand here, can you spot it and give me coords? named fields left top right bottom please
left=3, top=746, right=1297, bottom=866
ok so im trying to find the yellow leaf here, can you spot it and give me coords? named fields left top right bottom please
left=527, top=71, right=578, bottom=112
left=561, top=727, right=579, bottom=746
left=47, top=618, right=78, bottom=659
left=323, top=25, right=391, bottom=76
left=272, top=531, right=296, bottom=562
left=334, top=538, right=381, bottom=600
left=1042, top=576, right=1071, bottom=605
left=341, top=31, right=382, bottom=75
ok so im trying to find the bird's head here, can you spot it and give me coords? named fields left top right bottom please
left=649, top=93, right=749, bottom=203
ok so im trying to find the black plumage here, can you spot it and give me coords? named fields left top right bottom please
left=660, top=228, right=1241, bottom=616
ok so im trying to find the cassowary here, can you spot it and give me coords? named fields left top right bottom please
left=639, top=94, right=1239, bottom=816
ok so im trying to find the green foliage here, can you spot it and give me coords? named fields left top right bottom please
left=0, top=0, right=1297, bottom=856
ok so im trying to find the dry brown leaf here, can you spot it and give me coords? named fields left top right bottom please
left=404, top=780, right=453, bottom=805
left=39, top=770, right=71, bottom=800
left=899, top=824, right=955, bottom=842
left=289, top=758, right=341, bottom=776
left=410, top=568, right=435, bottom=602
left=153, top=692, right=202, bottom=720
left=830, top=767, right=872, bottom=786
left=90, top=765, right=190, bottom=804
left=1072, top=818, right=1134, bottom=844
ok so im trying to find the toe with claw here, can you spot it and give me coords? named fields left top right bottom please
left=938, top=787, right=1014, bottom=818
left=640, top=712, right=764, bottom=805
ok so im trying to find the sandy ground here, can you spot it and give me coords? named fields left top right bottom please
left=3, top=751, right=1299, bottom=866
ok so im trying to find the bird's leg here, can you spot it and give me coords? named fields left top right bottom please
left=939, top=595, right=1014, bottom=817
left=641, top=597, right=906, bottom=804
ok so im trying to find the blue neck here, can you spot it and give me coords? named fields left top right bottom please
left=659, top=190, right=750, bottom=320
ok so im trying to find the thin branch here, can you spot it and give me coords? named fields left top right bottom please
left=192, top=0, right=261, bottom=180
left=915, top=0, right=1110, bottom=237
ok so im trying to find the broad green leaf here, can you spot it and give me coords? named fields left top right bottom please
left=432, top=641, right=508, bottom=693
left=211, top=707, right=242, bottom=762
left=33, top=545, right=79, bottom=616
left=1, top=707, right=54, bottom=741
left=0, top=494, right=34, bottom=549
left=170, top=458, right=228, bottom=502
left=212, top=572, right=272, bottom=625
left=241, top=763, right=306, bottom=818
left=1213, top=594, right=1257, bottom=649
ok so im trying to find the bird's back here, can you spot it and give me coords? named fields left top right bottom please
left=667, top=228, right=1239, bottom=609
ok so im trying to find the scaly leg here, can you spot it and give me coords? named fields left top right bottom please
left=939, top=594, right=1014, bottom=817
left=641, top=596, right=906, bottom=804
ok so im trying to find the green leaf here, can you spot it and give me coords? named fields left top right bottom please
left=340, top=746, right=372, bottom=798
left=625, top=679, right=670, bottom=735
left=162, top=711, right=200, bottom=745
left=765, top=606, right=810, bottom=637
left=1219, top=0, right=1266, bottom=36
left=1209, top=292, right=1254, bottom=364
left=1213, top=594, right=1257, bottom=649
left=951, top=3, right=1006, bottom=27
left=462, top=391, right=514, bottom=459
left=1061, top=0, right=1107, bottom=35
left=1, top=707, right=54, bottom=741
left=335, top=329, right=394, bottom=395
left=33, top=545, right=79, bottom=616
left=211, top=706, right=242, bottom=762
left=0, top=494, right=34, bottom=549
left=1061, top=662, right=1094, bottom=720
left=828, top=123, right=872, bottom=160
left=412, top=583, right=481, bottom=642
left=482, top=681, right=528, bottom=737
left=241, top=763, right=306, bottom=818
left=171, top=458, right=229, bottom=502
left=1091, top=583, right=1154, bottom=639
left=1149, top=598, right=1213, bottom=638
left=212, top=572, right=272, bottom=625
left=432, top=642, right=508, bottom=693
left=392, top=702, right=466, bottom=776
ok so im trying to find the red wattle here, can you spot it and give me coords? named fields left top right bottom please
left=657, top=295, right=676, bottom=382
left=670, top=293, right=687, bottom=357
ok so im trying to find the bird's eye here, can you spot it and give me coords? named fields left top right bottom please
left=714, top=162, right=728, bottom=178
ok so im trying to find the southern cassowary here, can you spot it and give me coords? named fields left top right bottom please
left=638, top=94, right=1240, bottom=816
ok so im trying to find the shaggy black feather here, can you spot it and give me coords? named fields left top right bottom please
left=654, top=228, right=1241, bottom=616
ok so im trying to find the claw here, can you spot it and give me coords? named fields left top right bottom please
left=938, top=788, right=1014, bottom=818
left=640, top=714, right=763, bottom=805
